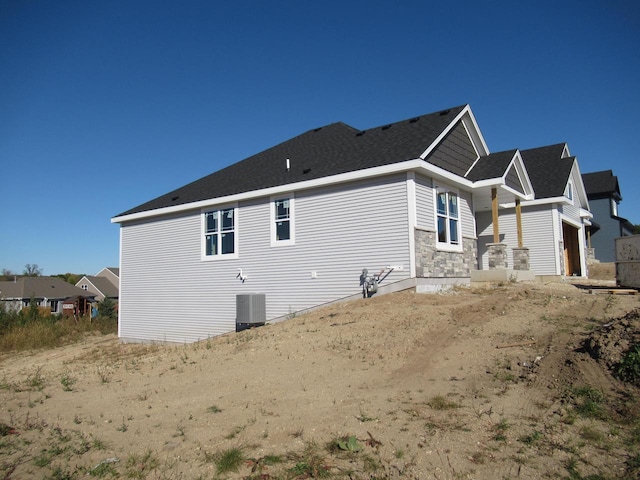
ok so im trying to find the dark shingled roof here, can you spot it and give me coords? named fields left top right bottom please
left=466, top=149, right=518, bottom=181
left=520, top=144, right=574, bottom=199
left=582, top=170, right=621, bottom=201
left=116, top=105, right=467, bottom=217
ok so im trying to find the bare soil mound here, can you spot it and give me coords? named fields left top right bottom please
left=1, top=281, right=639, bottom=479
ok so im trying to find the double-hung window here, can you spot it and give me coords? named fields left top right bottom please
left=271, top=195, right=295, bottom=246
left=204, top=207, right=237, bottom=257
left=436, top=188, right=461, bottom=250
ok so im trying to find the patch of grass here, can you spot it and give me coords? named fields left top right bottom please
left=87, top=460, right=119, bottom=477
left=0, top=315, right=117, bottom=353
left=288, top=441, right=331, bottom=478
left=579, top=425, right=604, bottom=443
left=26, top=366, right=46, bottom=391
left=209, top=447, right=245, bottom=475
left=427, top=395, right=460, bottom=410
left=224, top=424, right=245, bottom=440
left=518, top=430, right=543, bottom=445
left=60, top=372, right=76, bottom=392
left=116, top=417, right=128, bottom=432
left=617, top=343, right=640, bottom=386
left=96, top=366, right=112, bottom=384
left=125, top=450, right=159, bottom=479
left=492, top=417, right=510, bottom=442
left=572, top=386, right=607, bottom=420
left=206, top=405, right=222, bottom=413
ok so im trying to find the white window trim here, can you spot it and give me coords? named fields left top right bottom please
left=270, top=194, right=295, bottom=247
left=434, top=185, right=463, bottom=252
left=201, top=204, right=239, bottom=260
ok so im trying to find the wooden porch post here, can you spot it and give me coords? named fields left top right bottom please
left=516, top=198, right=523, bottom=248
left=492, top=187, right=499, bottom=244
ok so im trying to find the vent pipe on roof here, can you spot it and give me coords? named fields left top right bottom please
left=286, top=158, right=290, bottom=172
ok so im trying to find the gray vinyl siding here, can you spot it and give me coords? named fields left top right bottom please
left=588, top=197, right=619, bottom=262
left=459, top=189, right=475, bottom=239
left=425, top=121, right=478, bottom=176
left=415, top=175, right=434, bottom=228
left=477, top=205, right=559, bottom=275
left=559, top=200, right=580, bottom=221
left=119, top=174, right=412, bottom=343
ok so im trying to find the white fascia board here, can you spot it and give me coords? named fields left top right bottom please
left=463, top=107, right=490, bottom=156
left=570, top=160, right=590, bottom=211
left=112, top=159, right=473, bottom=224
left=580, top=208, right=593, bottom=220
left=521, top=196, right=567, bottom=207
left=470, top=178, right=532, bottom=200
left=500, top=196, right=567, bottom=209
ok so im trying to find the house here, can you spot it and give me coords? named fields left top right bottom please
left=0, top=276, right=95, bottom=315
left=476, top=143, right=592, bottom=277
left=582, top=170, right=634, bottom=262
left=111, top=104, right=591, bottom=343
left=76, top=267, right=120, bottom=302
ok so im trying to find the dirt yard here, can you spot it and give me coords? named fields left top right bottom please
left=1, top=267, right=640, bottom=479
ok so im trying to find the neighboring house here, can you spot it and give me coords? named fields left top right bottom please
left=0, top=276, right=95, bottom=314
left=76, top=267, right=120, bottom=302
left=111, top=104, right=591, bottom=343
left=581, top=170, right=634, bottom=262
left=477, top=143, right=592, bottom=277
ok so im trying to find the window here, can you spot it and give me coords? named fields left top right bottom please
left=81, top=284, right=88, bottom=291
left=435, top=189, right=461, bottom=249
left=565, top=181, right=573, bottom=201
left=611, top=198, right=618, bottom=217
left=204, top=207, right=236, bottom=257
left=275, top=198, right=290, bottom=240
left=271, top=195, right=295, bottom=246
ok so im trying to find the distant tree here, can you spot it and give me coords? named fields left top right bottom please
left=633, top=224, right=640, bottom=235
left=97, top=297, right=117, bottom=320
left=1, top=268, right=15, bottom=281
left=54, top=273, right=83, bottom=285
left=23, top=264, right=42, bottom=277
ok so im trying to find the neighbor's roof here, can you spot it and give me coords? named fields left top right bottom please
left=582, top=170, right=621, bottom=200
left=103, top=267, right=119, bottom=277
left=116, top=105, right=468, bottom=217
left=520, top=144, right=575, bottom=199
left=0, top=277, right=96, bottom=300
left=80, top=276, right=119, bottom=298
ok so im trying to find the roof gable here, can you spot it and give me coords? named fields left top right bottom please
left=520, top=144, right=575, bottom=199
left=425, top=120, right=479, bottom=176
left=78, top=276, right=119, bottom=297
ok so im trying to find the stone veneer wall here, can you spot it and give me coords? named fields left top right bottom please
left=414, top=229, right=477, bottom=277
left=486, top=243, right=508, bottom=269
left=512, top=247, right=530, bottom=271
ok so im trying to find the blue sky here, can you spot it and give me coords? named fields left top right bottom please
left=1, top=1, right=639, bottom=276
